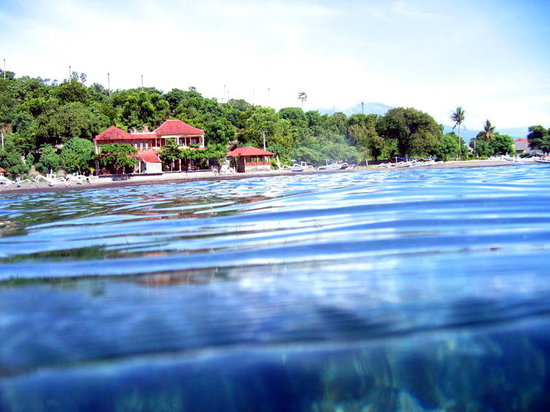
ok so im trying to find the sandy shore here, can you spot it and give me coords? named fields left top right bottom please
left=0, top=159, right=536, bottom=195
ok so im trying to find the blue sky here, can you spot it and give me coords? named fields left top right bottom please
left=1, top=0, right=549, bottom=130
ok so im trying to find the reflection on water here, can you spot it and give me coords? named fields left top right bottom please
left=1, top=165, right=549, bottom=411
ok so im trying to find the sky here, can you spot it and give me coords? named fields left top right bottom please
left=1, top=0, right=549, bottom=131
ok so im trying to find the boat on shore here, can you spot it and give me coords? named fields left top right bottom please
left=318, top=161, right=348, bottom=171
left=283, top=161, right=315, bottom=172
left=535, top=158, right=550, bottom=164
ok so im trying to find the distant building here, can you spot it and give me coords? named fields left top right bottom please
left=514, top=138, right=531, bottom=155
left=94, top=119, right=205, bottom=174
left=227, top=146, right=274, bottom=172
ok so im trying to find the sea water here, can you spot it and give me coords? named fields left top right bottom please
left=0, top=165, right=549, bottom=411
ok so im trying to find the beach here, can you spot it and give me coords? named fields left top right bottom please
left=0, top=158, right=535, bottom=195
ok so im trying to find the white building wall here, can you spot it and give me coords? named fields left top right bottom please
left=145, top=162, right=163, bottom=174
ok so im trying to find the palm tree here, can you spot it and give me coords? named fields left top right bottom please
left=451, top=106, right=465, bottom=159
left=478, top=119, right=495, bottom=141
left=298, top=92, right=307, bottom=107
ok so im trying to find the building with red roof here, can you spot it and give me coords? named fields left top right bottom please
left=227, top=146, right=274, bottom=172
left=134, top=150, right=162, bottom=174
left=154, top=119, right=205, bottom=140
left=514, top=138, right=531, bottom=155
left=94, top=120, right=205, bottom=174
left=94, top=120, right=205, bottom=153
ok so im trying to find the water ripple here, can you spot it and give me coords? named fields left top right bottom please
left=1, top=165, right=550, bottom=409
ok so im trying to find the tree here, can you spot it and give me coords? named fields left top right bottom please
left=179, top=147, right=201, bottom=172
left=0, top=149, right=29, bottom=177
left=111, top=89, right=170, bottom=130
left=60, top=137, right=94, bottom=173
left=368, top=135, right=386, bottom=161
left=377, top=107, right=442, bottom=158
left=195, top=116, right=236, bottom=146
left=37, top=102, right=108, bottom=145
left=226, top=98, right=252, bottom=112
left=97, top=143, right=138, bottom=173
left=298, top=92, right=307, bottom=107
left=36, top=145, right=62, bottom=174
left=327, top=112, right=348, bottom=135
left=9, top=111, right=39, bottom=154
left=476, top=119, right=496, bottom=142
left=489, top=133, right=515, bottom=155
left=0, top=70, right=16, bottom=80
left=56, top=78, right=89, bottom=104
left=470, top=138, right=492, bottom=158
left=436, top=133, right=459, bottom=161
left=347, top=114, right=380, bottom=154
left=239, top=106, right=279, bottom=148
left=159, top=140, right=183, bottom=171
left=527, top=125, right=550, bottom=153
left=197, top=144, right=227, bottom=171
left=451, top=106, right=465, bottom=159
left=279, top=107, right=308, bottom=129
left=204, top=143, right=227, bottom=161
left=347, top=124, right=370, bottom=148
left=174, top=92, right=223, bottom=125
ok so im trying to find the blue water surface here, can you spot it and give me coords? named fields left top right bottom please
left=0, top=165, right=549, bottom=411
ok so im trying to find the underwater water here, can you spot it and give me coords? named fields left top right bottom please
left=0, top=164, right=549, bottom=411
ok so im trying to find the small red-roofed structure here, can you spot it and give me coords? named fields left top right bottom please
left=514, top=138, right=531, bottom=155
left=227, top=146, right=274, bottom=172
left=135, top=150, right=162, bottom=174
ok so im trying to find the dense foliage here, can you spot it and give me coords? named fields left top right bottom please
left=96, top=143, right=138, bottom=173
left=0, top=69, right=543, bottom=177
left=527, top=126, right=550, bottom=153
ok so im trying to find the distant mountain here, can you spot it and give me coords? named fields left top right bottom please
left=497, top=127, right=529, bottom=139
left=318, top=102, right=393, bottom=116
left=442, top=126, right=477, bottom=143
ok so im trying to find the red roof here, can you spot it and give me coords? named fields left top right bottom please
left=136, top=150, right=161, bottom=163
left=95, top=126, right=131, bottom=141
left=130, top=132, right=158, bottom=140
left=154, top=119, right=204, bottom=136
left=515, top=138, right=529, bottom=142
left=96, top=128, right=157, bottom=142
left=227, top=146, right=274, bottom=157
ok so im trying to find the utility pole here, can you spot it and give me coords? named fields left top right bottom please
left=3, top=59, right=5, bottom=79
left=107, top=72, right=111, bottom=95
left=261, top=130, right=266, bottom=150
left=141, top=74, right=144, bottom=90
left=68, top=65, right=72, bottom=81
left=267, top=87, right=270, bottom=107
left=361, top=102, right=364, bottom=115
left=1, top=132, right=4, bottom=149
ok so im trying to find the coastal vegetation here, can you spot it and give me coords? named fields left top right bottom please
left=0, top=70, right=535, bottom=178
left=526, top=126, right=550, bottom=153
left=451, top=106, right=466, bottom=159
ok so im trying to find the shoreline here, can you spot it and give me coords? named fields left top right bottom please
left=0, top=159, right=536, bottom=195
